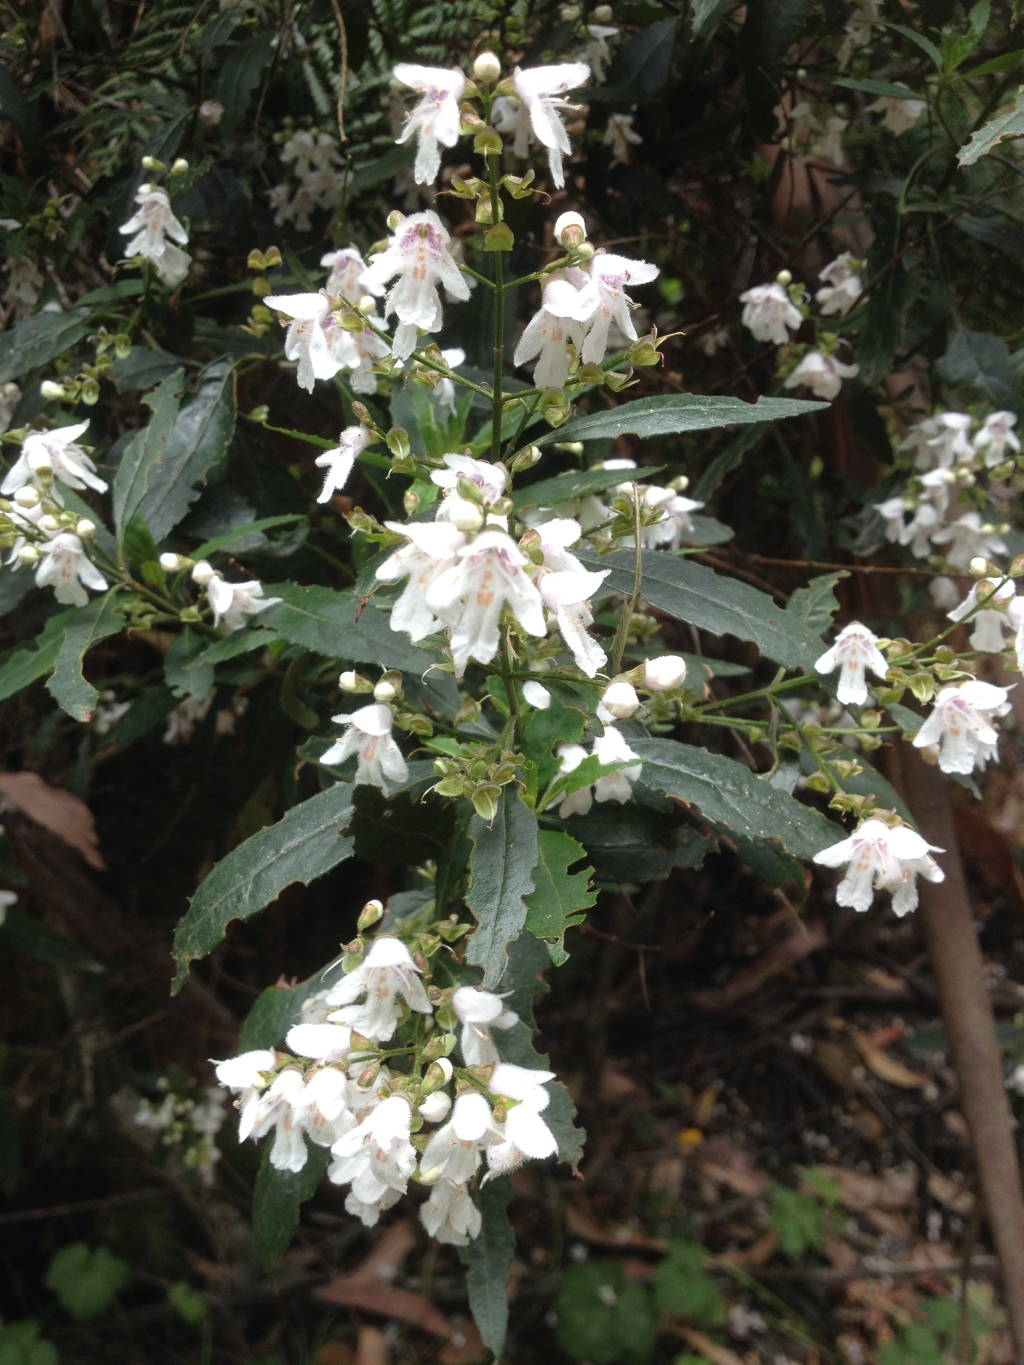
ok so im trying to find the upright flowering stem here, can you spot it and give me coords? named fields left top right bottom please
left=487, top=151, right=505, bottom=463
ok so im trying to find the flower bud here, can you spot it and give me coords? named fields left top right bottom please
left=357, top=899, right=384, bottom=931
left=560, top=3, right=581, bottom=17
left=386, top=426, right=411, bottom=460
left=159, top=552, right=185, bottom=571
left=39, top=380, right=66, bottom=401
left=641, top=655, right=687, bottom=691
left=191, top=559, right=215, bottom=586
left=448, top=497, right=485, bottom=532
left=472, top=50, right=502, bottom=83
left=386, top=209, right=406, bottom=231
left=510, top=444, right=543, bottom=475
left=422, top=1057, right=454, bottom=1095
left=75, top=519, right=96, bottom=539
left=554, top=210, right=587, bottom=247
left=14, top=487, right=39, bottom=508
left=593, top=3, right=614, bottom=19
left=339, top=670, right=372, bottom=693
left=170, top=157, right=189, bottom=174
left=18, top=544, right=40, bottom=565
left=141, top=156, right=157, bottom=170
left=356, top=294, right=377, bottom=316
left=356, top=1063, right=380, bottom=1090
left=198, top=100, right=224, bottom=125
left=776, top=269, right=793, bottom=286
left=373, top=679, right=397, bottom=702
left=576, top=240, right=596, bottom=261
left=39, top=515, right=60, bottom=532
left=600, top=679, right=640, bottom=720
left=539, top=389, right=572, bottom=428
left=969, top=556, right=991, bottom=577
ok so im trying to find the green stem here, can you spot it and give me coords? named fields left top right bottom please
left=696, top=673, right=818, bottom=716
left=609, top=486, right=643, bottom=676
left=459, top=262, right=496, bottom=291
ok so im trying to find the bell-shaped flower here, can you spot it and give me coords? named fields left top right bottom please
left=592, top=726, right=642, bottom=804
left=494, top=63, right=590, bottom=188
left=814, top=622, right=888, bottom=706
left=359, top=211, right=470, bottom=361
left=538, top=568, right=609, bottom=677
left=739, top=282, right=803, bottom=344
left=926, top=412, right=974, bottom=469
left=377, top=519, right=467, bottom=642
left=320, top=702, right=409, bottom=796
left=643, top=656, right=687, bottom=691
left=393, top=64, right=466, bottom=185
left=329, top=1093, right=417, bottom=1211
left=452, top=986, right=518, bottom=1066
left=205, top=574, right=279, bottom=634
left=898, top=416, right=944, bottom=470
left=553, top=742, right=592, bottom=818
left=974, top=411, right=1020, bottom=467
left=421, top=1090, right=493, bottom=1186
left=294, top=1067, right=356, bottom=1148
left=431, top=452, right=507, bottom=508
left=420, top=1178, right=482, bottom=1244
left=3, top=422, right=107, bottom=497
left=513, top=277, right=587, bottom=389
left=426, top=529, right=547, bottom=677
left=931, top=512, right=1006, bottom=571
left=815, top=254, right=862, bottom=317
left=604, top=112, right=642, bottom=165
left=947, top=579, right=1016, bottom=653
left=419, top=1088, right=452, bottom=1124
left=321, top=246, right=369, bottom=299
left=265, top=292, right=340, bottom=392
left=285, top=1022, right=353, bottom=1062
left=813, top=818, right=944, bottom=916
left=868, top=90, right=926, bottom=134
left=912, top=679, right=1011, bottom=775
left=585, top=24, right=619, bottom=82
left=783, top=351, right=859, bottom=401
left=484, top=1064, right=558, bottom=1178
left=315, top=425, right=370, bottom=503
left=566, top=253, right=660, bottom=364
left=246, top=1068, right=309, bottom=1172
left=119, top=185, right=192, bottom=287
left=325, top=936, right=431, bottom=1041
left=213, top=1049, right=277, bottom=1092
left=631, top=485, right=704, bottom=550
left=35, top=532, right=107, bottom=607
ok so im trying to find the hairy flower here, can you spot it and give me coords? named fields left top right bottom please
left=3, top=421, right=107, bottom=499
left=739, top=282, right=803, bottom=344
left=377, top=520, right=468, bottom=642
left=931, top=512, right=1006, bottom=571
left=813, top=819, right=944, bottom=916
left=513, top=276, right=588, bottom=389
left=321, top=246, right=368, bottom=300
left=329, top=1094, right=417, bottom=1214
left=947, top=579, right=1016, bottom=653
left=643, top=655, right=687, bottom=691
left=420, top=1178, right=482, bottom=1244
left=603, top=111, right=642, bottom=164
left=206, top=575, right=280, bottom=634
left=484, top=1064, right=558, bottom=1178
left=320, top=702, right=409, bottom=795
left=912, top=679, right=1011, bottom=775
left=315, top=426, right=371, bottom=503
left=974, top=411, right=1020, bottom=467
left=493, top=63, right=590, bottom=188
left=265, top=292, right=340, bottom=392
left=359, top=210, right=470, bottom=360
left=814, top=622, right=888, bottom=705
left=868, top=90, right=925, bottom=135
left=562, top=252, right=660, bottom=364
left=452, top=986, right=518, bottom=1066
left=35, top=532, right=107, bottom=607
left=119, top=185, right=192, bottom=287
left=783, top=351, right=858, bottom=401
left=815, top=253, right=862, bottom=317
left=325, top=936, right=431, bottom=1042
left=393, top=64, right=467, bottom=185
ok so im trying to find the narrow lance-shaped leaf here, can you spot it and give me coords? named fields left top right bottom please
left=112, top=368, right=185, bottom=543
left=260, top=583, right=433, bottom=672
left=458, top=1179, right=515, bottom=1360
left=958, top=87, right=1024, bottom=165
left=46, top=591, right=128, bottom=721
left=253, top=1145, right=330, bottom=1261
left=535, top=393, right=827, bottom=447
left=171, top=783, right=355, bottom=992
left=465, top=787, right=540, bottom=988
left=0, top=308, right=93, bottom=385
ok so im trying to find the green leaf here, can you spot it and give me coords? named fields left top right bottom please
left=164, top=626, right=214, bottom=700
left=739, top=0, right=816, bottom=137
left=138, top=360, right=237, bottom=542
left=171, top=783, right=355, bottom=991
left=960, top=49, right=1024, bottom=80
left=45, top=1243, right=131, bottom=1321
left=185, top=628, right=277, bottom=670
left=783, top=571, right=844, bottom=636
left=958, top=87, right=1024, bottom=165
left=108, top=685, right=179, bottom=751
left=632, top=738, right=838, bottom=861
left=253, top=1143, right=329, bottom=1260
left=349, top=785, right=455, bottom=866
left=884, top=20, right=942, bottom=68
left=955, top=213, right=1024, bottom=259
left=216, top=32, right=275, bottom=134
left=832, top=76, right=924, bottom=99
left=45, top=592, right=127, bottom=722
left=535, top=394, right=826, bottom=446
left=111, top=345, right=185, bottom=392
left=0, top=1318, right=59, bottom=1365
left=457, top=1178, right=515, bottom=1359
left=190, top=513, right=305, bottom=559
left=240, top=974, right=327, bottom=1051
left=653, top=1242, right=725, bottom=1325
left=585, top=549, right=829, bottom=671
left=562, top=805, right=716, bottom=883
left=935, top=328, right=1019, bottom=411
left=512, top=464, right=666, bottom=511
left=0, top=627, right=66, bottom=704
left=0, top=308, right=92, bottom=384
left=857, top=252, right=918, bottom=386
left=555, top=1263, right=658, bottom=1365
left=524, top=830, right=597, bottom=965
left=260, top=584, right=432, bottom=672
left=692, top=421, right=770, bottom=501
left=112, top=368, right=186, bottom=542
left=0, top=908, right=104, bottom=972
left=466, top=788, right=540, bottom=988
left=770, top=1185, right=822, bottom=1255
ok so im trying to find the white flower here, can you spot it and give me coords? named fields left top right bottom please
left=814, top=115, right=847, bottom=166
left=285, top=1022, right=353, bottom=1061
left=247, top=1068, right=309, bottom=1172
left=392, top=64, right=467, bottom=185
left=598, top=680, right=639, bottom=722
left=912, top=679, right=1011, bottom=775
left=265, top=292, right=340, bottom=393
left=783, top=351, right=859, bottom=401
left=0, top=382, right=20, bottom=435
left=321, top=246, right=369, bottom=299
left=974, top=411, right=1020, bottom=467
left=325, top=309, right=391, bottom=394
left=325, top=936, right=431, bottom=1041
left=420, top=1092, right=493, bottom=1190
left=603, top=111, right=642, bottom=164
left=431, top=451, right=508, bottom=508
left=553, top=742, right=591, bottom=817
left=452, top=986, right=518, bottom=1066
left=553, top=211, right=587, bottom=246
left=426, top=529, right=547, bottom=677
left=320, top=703, right=409, bottom=795
left=931, top=512, right=1006, bottom=571
left=947, top=579, right=1017, bottom=652
left=814, top=622, right=888, bottom=705
left=523, top=680, right=552, bottom=709
left=119, top=185, right=192, bottom=287
left=485, top=1064, right=558, bottom=1178
left=868, top=90, right=926, bottom=135
left=206, top=575, right=280, bottom=633
left=213, top=1049, right=277, bottom=1091
left=315, top=426, right=370, bottom=503
left=739, top=283, right=803, bottom=345
left=592, top=726, right=642, bottom=803
left=0, top=889, right=15, bottom=926
left=643, top=655, right=687, bottom=691
left=628, top=484, right=704, bottom=550
left=813, top=819, right=944, bottom=916
left=295, top=1066, right=355, bottom=1148
left=359, top=210, right=470, bottom=360
left=493, top=63, right=591, bottom=188
left=513, top=276, right=588, bottom=389
left=585, top=24, right=619, bottom=82
left=898, top=416, right=944, bottom=470
left=532, top=517, right=609, bottom=677
left=35, top=533, right=107, bottom=607
left=815, top=253, right=862, bottom=317
left=435, top=347, right=466, bottom=417
left=419, top=1089, right=452, bottom=1124
left=927, top=412, right=974, bottom=469
left=4, top=421, right=107, bottom=498
left=376, top=520, right=467, bottom=642
left=329, top=1094, right=417, bottom=1207
left=565, top=253, right=660, bottom=365
left=420, top=1178, right=482, bottom=1244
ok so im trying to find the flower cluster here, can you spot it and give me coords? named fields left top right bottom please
left=213, top=934, right=559, bottom=1243
left=268, top=129, right=346, bottom=231
left=135, top=1077, right=227, bottom=1187
left=119, top=184, right=192, bottom=288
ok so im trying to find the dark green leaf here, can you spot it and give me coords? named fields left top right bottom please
left=653, top=1242, right=725, bottom=1324
left=240, top=974, right=328, bottom=1051
left=190, top=514, right=305, bottom=559
left=692, top=421, right=770, bottom=501
left=561, top=805, right=716, bottom=883
left=783, top=572, right=844, bottom=636
left=739, top=0, right=816, bottom=137
left=683, top=515, right=734, bottom=546
left=138, top=360, right=237, bottom=542
left=216, top=33, right=275, bottom=135
left=45, top=1243, right=131, bottom=1322
left=0, top=626, right=66, bottom=703
left=164, top=626, right=215, bottom=700
left=960, top=50, right=1024, bottom=79
left=45, top=592, right=127, bottom=722
left=457, top=1179, right=515, bottom=1359
left=884, top=21, right=942, bottom=68
left=261, top=584, right=431, bottom=672
left=632, top=738, right=838, bottom=860
left=111, top=346, right=185, bottom=392
left=172, top=783, right=355, bottom=991
left=185, top=628, right=277, bottom=669
left=955, top=213, right=1024, bottom=259
left=348, top=785, right=454, bottom=866
left=832, top=76, right=925, bottom=99
left=253, top=1144, right=329, bottom=1260
left=857, top=256, right=918, bottom=386
left=112, top=369, right=186, bottom=540
left=512, top=464, right=666, bottom=511
left=108, top=685, right=179, bottom=751
left=935, top=328, right=1019, bottom=411
left=536, top=394, right=826, bottom=446
left=466, top=788, right=540, bottom=988
left=0, top=308, right=92, bottom=385
left=524, top=830, right=596, bottom=965
left=958, top=87, right=1024, bottom=165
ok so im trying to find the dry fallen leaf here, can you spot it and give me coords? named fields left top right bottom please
left=439, top=1319, right=487, bottom=1365
left=722, top=921, right=828, bottom=1004
left=313, top=1280, right=451, bottom=1338
left=0, top=771, right=105, bottom=870
left=927, top=1171, right=975, bottom=1215
left=693, top=1136, right=769, bottom=1197
left=344, top=1219, right=417, bottom=1284
left=852, top=1030, right=930, bottom=1090
left=804, top=1163, right=916, bottom=1212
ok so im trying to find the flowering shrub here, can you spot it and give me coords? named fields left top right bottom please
left=4, top=0, right=1024, bottom=1354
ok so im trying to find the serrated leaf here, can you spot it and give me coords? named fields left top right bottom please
left=562, top=805, right=716, bottom=883
left=935, top=328, right=1019, bottom=411
left=253, top=1143, right=330, bottom=1260
left=45, top=592, right=127, bottom=721
left=0, top=623, right=66, bottom=703
left=164, top=626, right=215, bottom=700
left=190, top=513, right=305, bottom=559
left=138, top=360, right=237, bottom=542
left=112, top=368, right=186, bottom=543
left=457, top=1178, right=515, bottom=1359
left=512, top=464, right=666, bottom=511
left=111, top=345, right=184, bottom=392
left=585, top=549, right=828, bottom=671
left=240, top=974, right=327, bottom=1051
left=171, top=783, right=355, bottom=991
left=524, top=830, right=596, bottom=965
left=0, top=308, right=93, bottom=384
left=466, top=787, right=540, bottom=988
left=260, top=583, right=432, bottom=672
left=784, top=571, right=844, bottom=636
left=535, top=393, right=826, bottom=446
left=632, top=737, right=838, bottom=861
left=349, top=785, right=455, bottom=866
left=958, top=87, right=1024, bottom=165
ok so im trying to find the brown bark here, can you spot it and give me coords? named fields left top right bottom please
left=893, top=745, right=1024, bottom=1359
